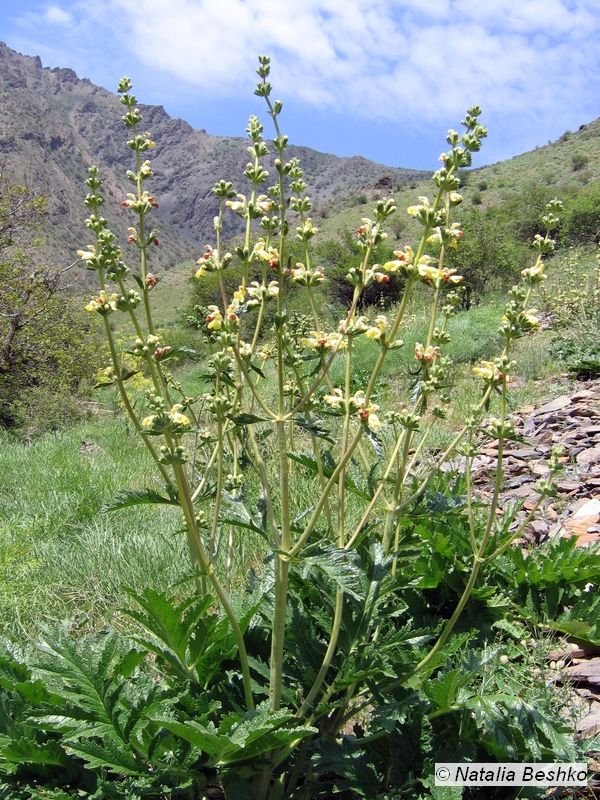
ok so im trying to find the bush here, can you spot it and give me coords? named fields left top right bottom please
left=0, top=171, right=98, bottom=436
left=571, top=152, right=589, bottom=172
left=563, top=180, right=600, bottom=243
left=548, top=249, right=600, bottom=376
left=443, top=206, right=530, bottom=298
left=315, top=231, right=404, bottom=307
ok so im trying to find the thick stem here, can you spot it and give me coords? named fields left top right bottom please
left=297, top=589, right=344, bottom=716
left=171, top=460, right=255, bottom=710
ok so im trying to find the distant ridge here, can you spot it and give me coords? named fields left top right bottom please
left=0, top=42, right=427, bottom=276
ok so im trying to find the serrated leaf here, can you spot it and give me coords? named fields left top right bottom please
left=101, top=486, right=179, bottom=513
left=221, top=494, right=269, bottom=540
left=288, top=452, right=370, bottom=499
left=228, top=413, right=269, bottom=425
left=249, top=362, right=266, bottom=378
left=93, top=377, right=116, bottom=389
left=157, top=708, right=316, bottom=766
left=157, top=345, right=197, bottom=361
left=0, top=737, right=72, bottom=768
left=120, top=367, right=139, bottom=382
left=302, top=543, right=366, bottom=601
left=294, top=415, right=334, bottom=443
left=365, top=428, right=384, bottom=459
left=64, top=737, right=142, bottom=776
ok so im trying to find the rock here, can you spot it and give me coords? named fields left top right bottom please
left=505, top=474, right=535, bottom=489
left=506, top=484, right=537, bottom=499
left=572, top=498, right=600, bottom=518
left=527, top=519, right=549, bottom=537
left=562, top=511, right=600, bottom=547
left=556, top=479, right=581, bottom=493
left=533, top=395, right=572, bottom=416
left=577, top=445, right=600, bottom=467
left=571, top=390, right=596, bottom=401
left=530, top=461, right=550, bottom=477
left=565, top=658, right=600, bottom=686
left=577, top=710, right=600, bottom=738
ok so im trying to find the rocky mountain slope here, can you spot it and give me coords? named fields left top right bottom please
left=0, top=42, right=427, bottom=276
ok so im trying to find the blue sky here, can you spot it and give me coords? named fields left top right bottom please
left=1, top=0, right=600, bottom=170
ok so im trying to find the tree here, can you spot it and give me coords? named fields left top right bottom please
left=0, top=167, right=97, bottom=435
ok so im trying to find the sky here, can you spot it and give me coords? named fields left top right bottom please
left=1, top=0, right=600, bottom=170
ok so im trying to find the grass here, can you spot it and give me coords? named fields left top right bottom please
left=0, top=419, right=189, bottom=639
left=149, top=259, right=196, bottom=326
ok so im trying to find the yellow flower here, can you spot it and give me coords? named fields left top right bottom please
left=323, top=388, right=344, bottom=408
left=84, top=290, right=118, bottom=315
left=418, top=260, right=463, bottom=287
left=233, top=286, right=246, bottom=303
left=253, top=240, right=280, bottom=268
left=472, top=361, right=502, bottom=382
left=205, top=305, right=223, bottom=331
left=170, top=411, right=191, bottom=429
left=301, top=331, right=345, bottom=352
left=77, top=247, right=95, bottom=261
left=226, top=193, right=247, bottom=213
left=407, top=196, right=431, bottom=217
left=414, top=342, right=441, bottom=362
left=365, top=315, right=388, bottom=340
left=367, top=413, right=382, bottom=432
left=418, top=264, right=442, bottom=284
left=255, top=194, right=273, bottom=213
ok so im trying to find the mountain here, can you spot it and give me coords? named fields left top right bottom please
left=319, top=108, right=600, bottom=243
left=0, top=42, right=427, bottom=277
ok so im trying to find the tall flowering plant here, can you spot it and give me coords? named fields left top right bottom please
left=78, top=57, right=564, bottom=796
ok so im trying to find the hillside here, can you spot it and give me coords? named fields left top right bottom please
left=0, top=41, right=427, bottom=277
left=320, top=116, right=600, bottom=242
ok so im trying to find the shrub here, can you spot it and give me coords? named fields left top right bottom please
left=563, top=180, right=600, bottom=243
left=0, top=170, right=98, bottom=436
left=571, top=152, right=589, bottom=172
left=314, top=231, right=404, bottom=307
left=547, top=247, right=600, bottom=376
left=443, top=206, right=530, bottom=298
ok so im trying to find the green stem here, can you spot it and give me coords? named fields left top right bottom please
left=270, top=419, right=291, bottom=711
left=289, top=425, right=364, bottom=559
left=171, top=460, right=255, bottom=710
left=297, top=589, right=344, bottom=716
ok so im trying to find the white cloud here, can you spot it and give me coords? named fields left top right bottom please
left=44, top=5, right=74, bottom=25
left=5, top=0, right=600, bottom=163
left=88, top=0, right=599, bottom=130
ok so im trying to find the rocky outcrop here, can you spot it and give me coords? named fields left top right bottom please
left=0, top=41, right=427, bottom=279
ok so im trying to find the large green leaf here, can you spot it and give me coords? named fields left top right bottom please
left=288, top=452, right=370, bottom=499
left=221, top=494, right=269, bottom=540
left=64, top=737, right=142, bottom=776
left=157, top=706, right=316, bottom=766
left=126, top=590, right=235, bottom=686
left=302, top=543, right=366, bottom=601
left=0, top=736, right=71, bottom=768
left=101, top=485, right=179, bottom=513
left=294, top=415, right=334, bottom=443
